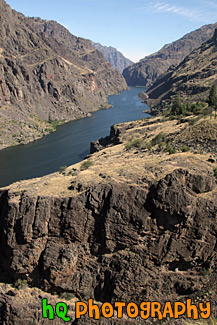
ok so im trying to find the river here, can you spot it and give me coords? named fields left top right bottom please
left=0, top=87, right=150, bottom=187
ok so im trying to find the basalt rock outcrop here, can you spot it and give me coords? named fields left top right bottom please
left=0, top=114, right=217, bottom=323
left=0, top=0, right=127, bottom=149
left=123, top=23, right=217, bottom=87
left=0, top=163, right=216, bottom=322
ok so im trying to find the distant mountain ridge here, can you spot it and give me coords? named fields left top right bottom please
left=92, top=42, right=133, bottom=73
left=0, top=0, right=127, bottom=149
left=146, top=28, right=217, bottom=108
left=123, top=23, right=217, bottom=87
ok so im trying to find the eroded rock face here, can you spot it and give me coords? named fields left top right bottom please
left=92, top=42, right=133, bottom=73
left=123, top=23, right=217, bottom=87
left=0, top=0, right=128, bottom=149
left=0, top=168, right=216, bottom=310
left=146, top=28, right=217, bottom=108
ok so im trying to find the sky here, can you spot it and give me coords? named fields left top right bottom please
left=6, top=0, right=217, bottom=62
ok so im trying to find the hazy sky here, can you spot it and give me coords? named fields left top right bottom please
left=6, top=0, right=217, bottom=62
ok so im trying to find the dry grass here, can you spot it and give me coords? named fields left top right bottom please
left=177, top=118, right=217, bottom=142
left=1, top=116, right=216, bottom=199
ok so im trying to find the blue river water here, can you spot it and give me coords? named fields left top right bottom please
left=0, top=87, right=149, bottom=187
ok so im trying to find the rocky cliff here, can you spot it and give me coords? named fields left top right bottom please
left=0, top=115, right=216, bottom=323
left=0, top=0, right=127, bottom=149
left=92, top=42, right=133, bottom=73
left=146, top=28, right=217, bottom=108
left=123, top=23, right=217, bottom=87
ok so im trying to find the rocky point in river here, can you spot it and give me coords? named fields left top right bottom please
left=123, top=23, right=217, bottom=87
left=0, top=114, right=216, bottom=323
left=0, top=0, right=127, bottom=150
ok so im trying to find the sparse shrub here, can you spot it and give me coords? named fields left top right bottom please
left=158, top=142, right=166, bottom=150
left=146, top=142, right=152, bottom=151
left=125, top=138, right=143, bottom=150
left=50, top=120, right=59, bottom=130
left=181, top=145, right=191, bottom=152
left=80, top=160, right=94, bottom=171
left=166, top=144, right=176, bottom=154
left=151, top=132, right=165, bottom=146
left=59, top=292, right=75, bottom=300
left=59, top=165, right=67, bottom=174
left=48, top=112, right=52, bottom=124
left=168, top=115, right=176, bottom=120
left=14, top=279, right=28, bottom=289
left=171, top=95, right=184, bottom=115
left=189, top=116, right=200, bottom=126
left=191, top=101, right=206, bottom=115
left=185, top=111, right=193, bottom=116
left=214, top=167, right=217, bottom=178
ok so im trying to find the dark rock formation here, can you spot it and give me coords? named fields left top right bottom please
left=146, top=28, right=217, bottom=108
left=0, top=168, right=216, bottom=310
left=0, top=114, right=217, bottom=322
left=123, top=23, right=217, bottom=87
left=92, top=42, right=133, bottom=73
left=90, top=124, right=122, bottom=153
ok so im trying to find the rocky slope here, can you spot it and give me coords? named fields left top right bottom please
left=0, top=0, right=127, bottom=150
left=123, top=23, right=217, bottom=87
left=146, top=28, right=217, bottom=108
left=92, top=42, right=133, bottom=73
left=0, top=115, right=216, bottom=323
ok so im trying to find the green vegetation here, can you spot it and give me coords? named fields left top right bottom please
left=59, top=166, right=67, bottom=174
left=125, top=138, right=143, bottom=150
left=50, top=120, right=60, bottom=130
left=45, top=128, right=53, bottom=132
left=99, top=104, right=106, bottom=110
left=48, top=112, right=52, bottom=124
left=171, top=95, right=183, bottom=115
left=166, top=143, right=176, bottom=154
left=158, top=142, right=166, bottom=150
left=80, top=160, right=94, bottom=171
left=208, top=84, right=217, bottom=118
left=59, top=292, right=75, bottom=300
left=181, top=145, right=191, bottom=152
left=164, top=95, right=207, bottom=119
left=189, top=117, right=199, bottom=125
left=48, top=114, right=65, bottom=130
left=14, top=279, right=28, bottom=289
left=163, top=85, right=217, bottom=121
left=151, top=132, right=165, bottom=146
